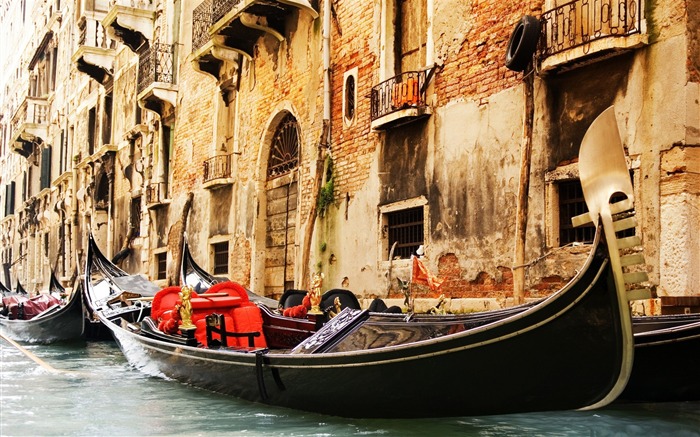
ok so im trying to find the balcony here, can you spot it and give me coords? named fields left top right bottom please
left=137, top=43, right=177, bottom=116
left=539, top=0, right=646, bottom=73
left=146, top=182, right=170, bottom=209
left=203, top=154, right=234, bottom=189
left=102, top=0, right=155, bottom=53
left=10, top=96, right=49, bottom=158
left=72, top=17, right=116, bottom=85
left=370, top=70, right=432, bottom=131
left=191, top=0, right=318, bottom=80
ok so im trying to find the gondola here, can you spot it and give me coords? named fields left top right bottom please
left=81, top=236, right=160, bottom=339
left=619, top=312, right=700, bottom=402
left=82, top=108, right=641, bottom=418
left=0, top=272, right=84, bottom=343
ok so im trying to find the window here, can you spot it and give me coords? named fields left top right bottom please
left=40, top=146, right=51, bottom=190
left=267, top=113, right=299, bottom=179
left=130, top=196, right=141, bottom=237
left=397, top=0, right=427, bottom=74
left=4, top=182, right=15, bottom=216
left=386, top=206, right=424, bottom=259
left=558, top=179, right=635, bottom=246
left=343, top=69, right=357, bottom=126
left=88, top=107, right=96, bottom=156
left=558, top=180, right=594, bottom=245
left=212, top=241, right=229, bottom=275
left=155, top=252, right=167, bottom=280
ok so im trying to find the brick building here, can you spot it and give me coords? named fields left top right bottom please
left=1, top=0, right=698, bottom=314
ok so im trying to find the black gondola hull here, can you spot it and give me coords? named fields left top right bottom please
left=101, top=248, right=630, bottom=418
left=0, top=289, right=84, bottom=343
left=620, top=315, right=700, bottom=402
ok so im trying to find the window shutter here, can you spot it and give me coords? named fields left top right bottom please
left=41, top=146, right=52, bottom=190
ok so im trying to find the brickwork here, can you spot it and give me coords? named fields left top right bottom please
left=329, top=1, right=379, bottom=199
left=435, top=1, right=542, bottom=105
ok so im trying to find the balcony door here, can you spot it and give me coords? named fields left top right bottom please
left=397, top=0, right=427, bottom=73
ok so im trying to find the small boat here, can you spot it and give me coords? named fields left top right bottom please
left=620, top=312, right=700, bottom=402
left=82, top=235, right=160, bottom=339
left=0, top=272, right=84, bottom=343
left=82, top=108, right=641, bottom=418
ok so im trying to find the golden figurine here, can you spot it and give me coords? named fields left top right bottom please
left=179, top=285, right=196, bottom=330
left=328, top=296, right=342, bottom=318
left=308, top=272, right=323, bottom=315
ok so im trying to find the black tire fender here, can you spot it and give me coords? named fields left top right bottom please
left=505, top=15, right=541, bottom=72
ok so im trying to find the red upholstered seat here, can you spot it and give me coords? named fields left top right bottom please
left=151, top=286, right=183, bottom=320
left=230, top=304, right=267, bottom=348
left=194, top=315, right=235, bottom=345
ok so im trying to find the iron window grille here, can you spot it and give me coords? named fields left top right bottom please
left=212, top=241, right=229, bottom=275
left=558, top=178, right=635, bottom=246
left=267, top=113, right=299, bottom=179
left=387, top=206, right=424, bottom=259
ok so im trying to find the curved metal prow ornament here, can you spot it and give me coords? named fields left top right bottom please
left=578, top=107, right=634, bottom=226
left=576, top=106, right=647, bottom=410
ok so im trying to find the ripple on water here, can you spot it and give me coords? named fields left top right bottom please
left=2, top=341, right=700, bottom=436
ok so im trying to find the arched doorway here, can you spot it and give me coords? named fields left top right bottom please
left=264, top=113, right=300, bottom=298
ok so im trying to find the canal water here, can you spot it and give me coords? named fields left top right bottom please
left=1, top=340, right=699, bottom=436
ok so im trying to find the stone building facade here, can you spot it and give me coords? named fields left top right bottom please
left=1, top=0, right=698, bottom=314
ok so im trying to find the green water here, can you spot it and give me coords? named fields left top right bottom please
left=1, top=341, right=699, bottom=436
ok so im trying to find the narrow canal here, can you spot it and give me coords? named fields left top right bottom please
left=1, top=340, right=699, bottom=436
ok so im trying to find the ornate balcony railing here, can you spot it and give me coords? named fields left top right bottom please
left=78, top=17, right=111, bottom=49
left=212, top=0, right=243, bottom=23
left=11, top=96, right=49, bottom=133
left=146, top=182, right=168, bottom=206
left=203, top=154, right=233, bottom=183
left=192, top=0, right=213, bottom=51
left=370, top=70, right=428, bottom=122
left=540, top=0, right=642, bottom=58
left=138, top=43, right=175, bottom=94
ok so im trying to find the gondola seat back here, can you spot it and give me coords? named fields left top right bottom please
left=204, top=281, right=250, bottom=302
left=230, top=305, right=267, bottom=348
left=151, top=286, right=183, bottom=320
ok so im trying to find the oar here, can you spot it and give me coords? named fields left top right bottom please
left=0, top=332, right=76, bottom=375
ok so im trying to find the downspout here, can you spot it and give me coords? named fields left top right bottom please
left=323, top=0, right=331, bottom=127
left=300, top=0, right=331, bottom=289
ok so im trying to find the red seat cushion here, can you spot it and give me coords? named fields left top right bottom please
left=230, top=304, right=267, bottom=348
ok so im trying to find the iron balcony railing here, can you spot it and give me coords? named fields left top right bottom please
left=370, top=70, right=428, bottom=122
left=138, top=43, right=175, bottom=94
left=192, top=0, right=213, bottom=51
left=540, top=0, right=642, bottom=58
left=146, top=182, right=168, bottom=205
left=203, top=154, right=233, bottom=183
left=192, top=0, right=244, bottom=52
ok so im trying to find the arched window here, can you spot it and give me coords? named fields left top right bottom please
left=267, top=113, right=299, bottom=179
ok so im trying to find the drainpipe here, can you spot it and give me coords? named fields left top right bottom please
left=300, top=0, right=332, bottom=289
left=323, top=0, right=331, bottom=131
